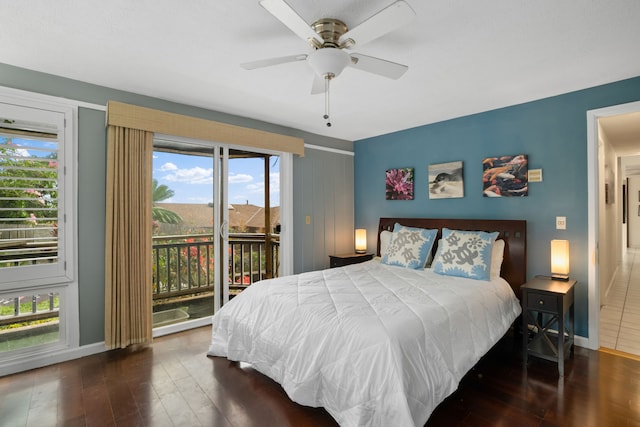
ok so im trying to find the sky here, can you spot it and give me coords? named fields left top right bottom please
left=153, top=150, right=280, bottom=207
left=3, top=137, right=280, bottom=207
left=2, top=137, right=56, bottom=158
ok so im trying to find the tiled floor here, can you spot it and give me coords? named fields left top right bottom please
left=600, top=248, right=640, bottom=355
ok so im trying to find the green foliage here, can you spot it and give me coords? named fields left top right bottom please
left=0, top=138, right=58, bottom=221
left=152, top=236, right=214, bottom=294
left=0, top=295, right=59, bottom=317
left=152, top=179, right=182, bottom=225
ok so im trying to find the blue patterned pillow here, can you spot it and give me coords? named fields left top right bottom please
left=381, top=224, right=437, bottom=269
left=432, top=228, right=499, bottom=280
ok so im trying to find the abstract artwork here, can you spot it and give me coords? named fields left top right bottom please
left=482, top=154, right=528, bottom=197
left=386, top=167, right=414, bottom=200
left=428, top=161, right=464, bottom=199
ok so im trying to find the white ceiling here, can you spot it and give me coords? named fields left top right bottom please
left=2, top=0, right=640, bottom=142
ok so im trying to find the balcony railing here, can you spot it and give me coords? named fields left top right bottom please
left=151, top=233, right=280, bottom=301
left=0, top=233, right=278, bottom=329
left=0, top=293, right=59, bottom=328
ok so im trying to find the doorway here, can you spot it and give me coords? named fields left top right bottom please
left=150, top=135, right=284, bottom=334
left=587, top=101, right=640, bottom=351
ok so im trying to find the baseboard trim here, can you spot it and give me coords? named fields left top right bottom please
left=574, top=334, right=589, bottom=348
left=0, top=341, right=107, bottom=377
left=599, top=346, right=640, bottom=362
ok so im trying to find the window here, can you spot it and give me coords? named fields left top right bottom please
left=0, top=96, right=74, bottom=286
left=0, top=89, right=77, bottom=363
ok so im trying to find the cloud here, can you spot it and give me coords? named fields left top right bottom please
left=159, top=166, right=253, bottom=186
left=229, top=173, right=253, bottom=184
left=162, top=166, right=213, bottom=184
left=160, top=162, right=178, bottom=171
left=270, top=172, right=280, bottom=189
left=246, top=172, right=280, bottom=195
left=4, top=142, right=30, bottom=157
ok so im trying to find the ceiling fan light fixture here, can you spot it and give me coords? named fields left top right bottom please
left=307, top=48, right=350, bottom=79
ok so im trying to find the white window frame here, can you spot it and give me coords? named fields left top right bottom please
left=0, top=87, right=79, bottom=367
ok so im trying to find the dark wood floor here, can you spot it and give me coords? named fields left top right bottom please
left=1, top=326, right=640, bottom=427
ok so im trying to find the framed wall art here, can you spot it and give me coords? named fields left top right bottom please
left=482, top=154, right=528, bottom=197
left=385, top=167, right=414, bottom=200
left=428, top=161, right=464, bottom=199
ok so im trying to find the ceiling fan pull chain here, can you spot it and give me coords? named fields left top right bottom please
left=324, top=75, right=332, bottom=127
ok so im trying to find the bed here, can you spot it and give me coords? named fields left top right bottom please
left=208, top=218, right=526, bottom=426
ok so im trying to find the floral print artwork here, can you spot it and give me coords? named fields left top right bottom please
left=386, top=167, right=414, bottom=200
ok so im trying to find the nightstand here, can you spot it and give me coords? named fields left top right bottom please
left=329, top=253, right=373, bottom=268
left=522, top=276, right=575, bottom=376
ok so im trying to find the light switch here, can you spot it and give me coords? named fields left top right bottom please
left=305, top=215, right=311, bottom=225
left=556, top=216, right=566, bottom=230
left=528, top=169, right=543, bottom=182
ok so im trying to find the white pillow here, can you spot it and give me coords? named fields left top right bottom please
left=490, top=239, right=505, bottom=278
left=379, top=230, right=393, bottom=257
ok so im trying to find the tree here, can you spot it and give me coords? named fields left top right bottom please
left=0, top=138, right=57, bottom=221
left=152, top=179, right=182, bottom=225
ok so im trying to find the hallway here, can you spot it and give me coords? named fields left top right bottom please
left=600, top=248, right=640, bottom=356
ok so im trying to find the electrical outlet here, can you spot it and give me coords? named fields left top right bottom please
left=556, top=216, right=566, bottom=230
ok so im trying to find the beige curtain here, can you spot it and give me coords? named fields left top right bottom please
left=105, top=125, right=153, bottom=350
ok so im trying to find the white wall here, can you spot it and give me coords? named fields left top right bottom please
left=622, top=155, right=640, bottom=248
left=598, top=123, right=622, bottom=301
left=628, top=176, right=640, bottom=248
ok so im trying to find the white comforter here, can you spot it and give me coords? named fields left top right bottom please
left=208, top=259, right=521, bottom=426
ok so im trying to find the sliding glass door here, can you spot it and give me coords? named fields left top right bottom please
left=151, top=136, right=281, bottom=331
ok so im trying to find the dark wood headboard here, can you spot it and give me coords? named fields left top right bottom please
left=377, top=218, right=527, bottom=300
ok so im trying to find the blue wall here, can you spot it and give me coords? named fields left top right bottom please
left=354, top=76, right=640, bottom=338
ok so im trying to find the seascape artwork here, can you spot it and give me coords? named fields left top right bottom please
left=482, top=154, right=528, bottom=197
left=428, top=161, right=464, bottom=199
left=385, top=167, right=414, bottom=200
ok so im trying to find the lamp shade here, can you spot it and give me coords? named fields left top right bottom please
left=551, top=239, right=570, bottom=280
left=355, top=229, right=367, bottom=253
left=307, top=48, right=350, bottom=78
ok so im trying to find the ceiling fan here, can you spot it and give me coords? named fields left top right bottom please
left=242, top=0, right=416, bottom=126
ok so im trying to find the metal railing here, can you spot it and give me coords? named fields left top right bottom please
left=151, top=233, right=280, bottom=301
left=0, top=293, right=59, bottom=327
left=0, top=233, right=278, bottom=326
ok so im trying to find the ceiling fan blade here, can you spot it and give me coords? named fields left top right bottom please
left=241, top=54, right=307, bottom=70
left=259, top=0, right=323, bottom=47
left=348, top=53, right=408, bottom=79
left=338, top=0, right=415, bottom=48
left=311, top=74, right=326, bottom=95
